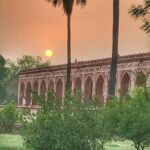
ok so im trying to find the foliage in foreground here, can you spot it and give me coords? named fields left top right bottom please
left=21, top=92, right=110, bottom=150
left=105, top=87, right=150, bottom=150
left=1, top=134, right=150, bottom=150
left=21, top=87, right=150, bottom=150
left=0, top=103, right=18, bottom=133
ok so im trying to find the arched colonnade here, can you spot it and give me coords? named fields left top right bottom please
left=18, top=71, right=148, bottom=107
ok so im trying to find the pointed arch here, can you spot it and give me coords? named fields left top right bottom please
left=84, top=76, right=93, bottom=101
left=121, top=72, right=131, bottom=96
left=136, top=71, right=147, bottom=87
left=40, top=80, right=46, bottom=99
left=74, top=77, right=82, bottom=97
left=33, top=80, right=38, bottom=105
left=48, top=79, right=54, bottom=92
left=95, top=75, right=104, bottom=105
left=56, top=79, right=63, bottom=100
left=19, top=82, right=25, bottom=105
left=26, top=82, right=32, bottom=106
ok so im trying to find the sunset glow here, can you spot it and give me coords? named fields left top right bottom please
left=45, top=49, right=53, bottom=57
left=0, top=0, right=149, bottom=64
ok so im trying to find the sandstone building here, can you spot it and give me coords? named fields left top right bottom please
left=18, top=52, right=150, bottom=107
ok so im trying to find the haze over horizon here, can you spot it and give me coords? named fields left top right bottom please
left=0, top=0, right=150, bottom=65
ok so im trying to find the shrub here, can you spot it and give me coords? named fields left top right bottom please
left=0, top=103, right=18, bottom=133
left=21, top=92, right=110, bottom=150
left=105, top=87, right=150, bottom=150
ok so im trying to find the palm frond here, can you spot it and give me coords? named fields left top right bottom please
left=141, top=19, right=150, bottom=34
left=63, top=0, right=74, bottom=15
left=76, top=0, right=87, bottom=7
left=46, top=0, right=87, bottom=15
left=46, top=0, right=62, bottom=7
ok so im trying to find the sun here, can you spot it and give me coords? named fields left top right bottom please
left=45, top=49, right=53, bottom=57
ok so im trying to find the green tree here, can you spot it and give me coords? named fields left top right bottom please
left=105, top=88, right=150, bottom=150
left=0, top=55, right=5, bottom=67
left=17, top=55, right=50, bottom=72
left=119, top=88, right=150, bottom=150
left=21, top=92, right=110, bottom=150
left=136, top=72, right=147, bottom=87
left=0, top=55, right=7, bottom=103
left=4, top=60, right=19, bottom=101
left=4, top=55, right=50, bottom=102
left=46, top=0, right=87, bottom=91
left=108, top=0, right=120, bottom=97
left=130, top=0, right=150, bottom=35
left=0, top=103, right=18, bottom=133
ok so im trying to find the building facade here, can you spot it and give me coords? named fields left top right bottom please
left=18, top=53, right=150, bottom=107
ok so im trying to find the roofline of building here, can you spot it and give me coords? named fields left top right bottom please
left=19, top=52, right=150, bottom=75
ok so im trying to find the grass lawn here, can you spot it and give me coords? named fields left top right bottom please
left=105, top=141, right=134, bottom=150
left=0, top=134, right=25, bottom=150
left=105, top=141, right=150, bottom=150
left=0, top=134, right=150, bottom=150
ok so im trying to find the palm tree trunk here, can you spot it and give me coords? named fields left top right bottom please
left=66, top=13, right=71, bottom=92
left=108, top=0, right=119, bottom=97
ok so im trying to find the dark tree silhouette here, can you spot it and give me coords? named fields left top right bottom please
left=0, top=55, right=6, bottom=102
left=46, top=0, right=87, bottom=92
left=130, top=0, right=150, bottom=35
left=0, top=55, right=5, bottom=66
left=108, top=0, right=120, bottom=97
left=0, top=55, right=6, bottom=80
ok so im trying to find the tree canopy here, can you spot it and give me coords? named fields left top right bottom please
left=21, top=92, right=111, bottom=150
left=47, top=0, right=87, bottom=15
left=17, top=55, right=50, bottom=72
left=105, top=87, right=150, bottom=150
left=3, top=55, right=50, bottom=103
left=0, top=55, right=5, bottom=66
left=130, top=0, right=150, bottom=35
left=0, top=55, right=7, bottom=102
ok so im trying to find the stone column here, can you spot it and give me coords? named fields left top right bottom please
left=116, top=71, right=121, bottom=97
left=45, top=78, right=49, bottom=100
left=71, top=78, right=75, bottom=95
left=38, top=79, right=41, bottom=96
left=62, top=78, right=66, bottom=105
left=81, top=75, right=85, bottom=93
left=103, top=72, right=109, bottom=103
left=81, top=74, right=85, bottom=102
left=53, top=79, right=56, bottom=93
left=30, top=79, right=34, bottom=106
left=92, top=74, right=96, bottom=97
left=146, top=74, right=150, bottom=87
left=24, top=81, right=27, bottom=106
left=18, top=80, right=21, bottom=105
left=131, top=72, right=136, bottom=90
left=24, top=81, right=27, bottom=99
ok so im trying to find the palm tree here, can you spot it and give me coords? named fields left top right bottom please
left=108, top=0, right=120, bottom=97
left=46, top=0, right=87, bottom=92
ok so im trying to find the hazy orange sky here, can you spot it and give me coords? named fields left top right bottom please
left=0, top=0, right=149, bottom=65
